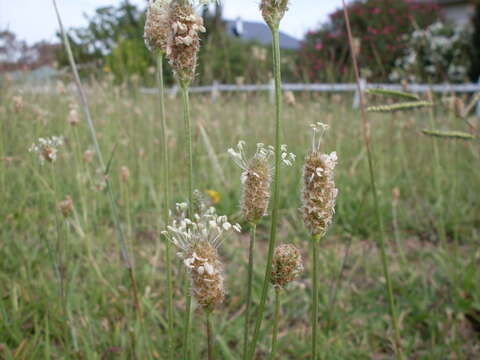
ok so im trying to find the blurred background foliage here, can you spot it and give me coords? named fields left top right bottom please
left=35, top=0, right=477, bottom=85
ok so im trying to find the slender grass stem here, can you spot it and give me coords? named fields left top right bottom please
left=206, top=311, right=214, bottom=360
left=156, top=53, right=174, bottom=360
left=181, top=83, right=194, bottom=360
left=311, top=235, right=320, bottom=360
left=52, top=0, right=142, bottom=317
left=243, top=223, right=256, bottom=360
left=247, top=24, right=282, bottom=360
left=342, top=2, right=404, bottom=359
left=427, top=102, right=447, bottom=245
left=269, top=288, right=281, bottom=360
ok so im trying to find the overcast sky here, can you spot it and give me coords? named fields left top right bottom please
left=0, top=0, right=345, bottom=45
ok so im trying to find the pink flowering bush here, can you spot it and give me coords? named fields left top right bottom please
left=298, top=0, right=440, bottom=82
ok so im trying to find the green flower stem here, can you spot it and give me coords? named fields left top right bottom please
left=311, top=235, right=321, bottom=360
left=247, top=23, right=283, bottom=360
left=342, top=2, right=404, bottom=359
left=243, top=223, right=257, bottom=360
left=206, top=311, right=214, bottom=360
left=157, top=53, right=174, bottom=360
left=269, top=287, right=281, bottom=360
left=181, top=83, right=194, bottom=360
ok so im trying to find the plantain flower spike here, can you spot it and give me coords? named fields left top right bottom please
left=260, top=0, right=290, bottom=28
left=228, top=141, right=295, bottom=224
left=144, top=0, right=171, bottom=53
left=163, top=202, right=241, bottom=312
left=271, top=244, right=304, bottom=288
left=301, top=123, right=338, bottom=237
left=166, top=0, right=206, bottom=86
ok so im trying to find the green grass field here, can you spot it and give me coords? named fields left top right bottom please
left=1, top=82, right=479, bottom=359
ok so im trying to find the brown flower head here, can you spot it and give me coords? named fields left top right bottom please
left=163, top=203, right=241, bottom=311
left=271, top=244, right=303, bottom=288
left=58, top=195, right=74, bottom=217
left=28, top=136, right=64, bottom=165
left=166, top=1, right=206, bottom=85
left=301, top=123, right=338, bottom=237
left=144, top=0, right=171, bottom=53
left=228, top=141, right=295, bottom=223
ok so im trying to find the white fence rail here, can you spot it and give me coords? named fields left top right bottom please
left=140, top=81, right=480, bottom=95
left=140, top=80, right=480, bottom=116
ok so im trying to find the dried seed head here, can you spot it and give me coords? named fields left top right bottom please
left=260, top=0, right=289, bottom=28
left=228, top=141, right=295, bottom=223
left=58, top=195, right=74, bottom=217
left=144, top=0, right=171, bottom=53
left=271, top=244, right=303, bottom=288
left=28, top=136, right=64, bottom=165
left=13, top=96, right=24, bottom=112
left=166, top=1, right=206, bottom=85
left=120, top=166, right=130, bottom=183
left=163, top=202, right=241, bottom=311
left=185, top=240, right=225, bottom=311
left=301, top=123, right=338, bottom=237
left=67, top=104, right=80, bottom=126
left=284, top=91, right=296, bottom=107
left=83, top=149, right=95, bottom=164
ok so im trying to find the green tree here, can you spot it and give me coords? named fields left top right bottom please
left=470, top=1, right=480, bottom=82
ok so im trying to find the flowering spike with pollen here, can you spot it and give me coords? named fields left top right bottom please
left=166, top=1, right=206, bottom=85
left=144, top=0, right=172, bottom=53
left=228, top=141, right=295, bottom=223
left=260, top=0, right=290, bottom=28
left=301, top=123, right=338, bottom=237
left=271, top=244, right=304, bottom=288
left=163, top=203, right=241, bottom=311
left=28, top=136, right=64, bottom=165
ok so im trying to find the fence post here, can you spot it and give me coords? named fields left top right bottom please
left=211, top=80, right=219, bottom=103
left=353, top=78, right=366, bottom=109
left=477, top=77, right=480, bottom=118
left=269, top=78, right=275, bottom=104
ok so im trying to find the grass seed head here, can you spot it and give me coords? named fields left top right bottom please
left=166, top=1, right=206, bottom=85
left=144, top=0, right=171, bottom=53
left=163, top=202, right=241, bottom=311
left=271, top=244, right=303, bottom=288
left=28, top=136, right=64, bottom=165
left=301, top=123, right=338, bottom=237
left=186, top=240, right=225, bottom=311
left=58, top=195, right=74, bottom=217
left=67, top=104, right=80, bottom=126
left=260, top=0, right=289, bottom=28
left=229, top=141, right=295, bottom=223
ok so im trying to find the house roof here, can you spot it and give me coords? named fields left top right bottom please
left=225, top=19, right=300, bottom=50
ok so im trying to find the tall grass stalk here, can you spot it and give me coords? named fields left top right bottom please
left=269, top=287, right=281, bottom=360
left=427, top=98, right=447, bottom=245
left=52, top=0, right=142, bottom=315
left=156, top=53, right=174, bottom=360
left=181, top=82, right=194, bottom=359
left=206, top=311, right=214, bottom=360
left=243, top=223, right=256, bottom=360
left=342, top=2, right=404, bottom=358
left=247, top=24, right=283, bottom=360
left=311, top=235, right=320, bottom=359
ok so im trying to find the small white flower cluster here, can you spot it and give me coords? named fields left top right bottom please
left=28, top=136, right=64, bottom=165
left=228, top=141, right=295, bottom=178
left=391, top=21, right=471, bottom=83
left=163, top=203, right=241, bottom=259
